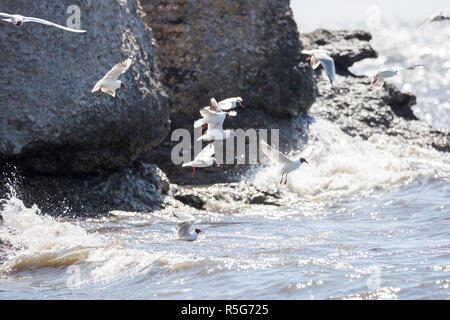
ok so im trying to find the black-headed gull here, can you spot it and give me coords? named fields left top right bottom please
left=302, top=49, right=336, bottom=85
left=182, top=143, right=216, bottom=176
left=195, top=98, right=237, bottom=132
left=0, top=12, right=86, bottom=33
left=91, top=58, right=133, bottom=98
left=368, top=64, right=424, bottom=89
left=260, top=140, right=310, bottom=185
left=418, top=11, right=450, bottom=27
left=173, top=212, right=204, bottom=241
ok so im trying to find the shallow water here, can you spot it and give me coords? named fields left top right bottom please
left=1, top=20, right=449, bottom=299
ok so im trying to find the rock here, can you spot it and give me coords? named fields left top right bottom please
left=141, top=0, right=316, bottom=124
left=0, top=0, right=169, bottom=174
left=171, top=181, right=286, bottom=211
left=302, top=30, right=450, bottom=152
left=301, top=29, right=378, bottom=70
left=141, top=0, right=318, bottom=184
left=1, top=162, right=171, bottom=216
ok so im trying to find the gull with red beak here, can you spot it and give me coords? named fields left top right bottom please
left=302, top=49, right=336, bottom=85
left=260, top=140, right=311, bottom=185
left=91, top=58, right=132, bottom=99
left=182, top=143, right=216, bottom=177
left=173, top=212, right=204, bottom=241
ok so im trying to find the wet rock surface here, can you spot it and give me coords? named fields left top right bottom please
left=0, top=0, right=169, bottom=175
left=1, top=162, right=170, bottom=216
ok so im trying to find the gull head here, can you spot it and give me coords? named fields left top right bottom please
left=300, top=158, right=309, bottom=164
left=195, top=228, right=204, bottom=234
left=11, top=16, right=23, bottom=27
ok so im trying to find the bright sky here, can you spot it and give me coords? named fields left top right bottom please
left=291, top=0, right=449, bottom=31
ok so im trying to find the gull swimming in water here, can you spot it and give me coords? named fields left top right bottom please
left=418, top=11, right=450, bottom=27
left=0, top=12, right=86, bottom=33
left=302, top=49, right=336, bottom=85
left=368, top=64, right=424, bottom=89
left=91, top=58, right=132, bottom=98
left=260, top=140, right=310, bottom=185
left=173, top=212, right=204, bottom=241
left=182, top=143, right=216, bottom=176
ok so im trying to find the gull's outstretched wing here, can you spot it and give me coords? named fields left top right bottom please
left=102, top=58, right=132, bottom=80
left=173, top=212, right=196, bottom=224
left=0, top=13, right=14, bottom=19
left=315, top=52, right=335, bottom=85
left=218, top=97, right=243, bottom=111
left=260, top=140, right=291, bottom=165
left=22, top=16, right=86, bottom=33
left=209, top=98, right=222, bottom=112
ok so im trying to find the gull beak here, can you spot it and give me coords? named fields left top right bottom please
left=306, top=56, right=311, bottom=61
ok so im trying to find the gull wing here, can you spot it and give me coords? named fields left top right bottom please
left=22, top=16, right=86, bottom=33
left=173, top=212, right=196, bottom=224
left=194, top=143, right=215, bottom=161
left=218, top=97, right=242, bottom=111
left=102, top=58, right=132, bottom=80
left=260, top=140, right=291, bottom=165
left=0, top=13, right=14, bottom=19
left=209, top=98, right=222, bottom=112
left=315, top=52, right=335, bottom=85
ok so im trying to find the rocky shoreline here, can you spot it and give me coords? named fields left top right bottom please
left=0, top=0, right=449, bottom=216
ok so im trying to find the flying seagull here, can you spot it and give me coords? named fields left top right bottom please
left=182, top=143, right=216, bottom=177
left=302, top=49, right=336, bottom=85
left=368, top=64, right=424, bottom=89
left=418, top=11, right=450, bottom=27
left=0, top=12, right=86, bottom=33
left=195, top=98, right=237, bottom=132
left=91, top=58, right=132, bottom=98
left=260, top=140, right=310, bottom=185
left=173, top=212, right=204, bottom=241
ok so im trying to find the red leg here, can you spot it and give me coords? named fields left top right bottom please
left=192, top=167, right=196, bottom=177
left=202, top=123, right=207, bottom=131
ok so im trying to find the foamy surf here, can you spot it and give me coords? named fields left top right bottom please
left=253, top=119, right=450, bottom=201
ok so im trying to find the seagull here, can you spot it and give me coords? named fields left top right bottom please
left=195, top=98, right=237, bottom=132
left=196, top=99, right=235, bottom=141
left=0, top=12, right=86, bottom=33
left=217, top=97, right=245, bottom=111
left=368, top=64, right=424, bottom=89
left=182, top=143, right=216, bottom=177
left=418, top=11, right=450, bottom=27
left=91, top=58, right=132, bottom=98
left=260, top=140, right=310, bottom=185
left=173, top=212, right=204, bottom=241
left=302, top=49, right=336, bottom=85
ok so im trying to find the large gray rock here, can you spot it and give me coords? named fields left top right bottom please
left=0, top=0, right=169, bottom=174
left=141, top=0, right=316, bottom=125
